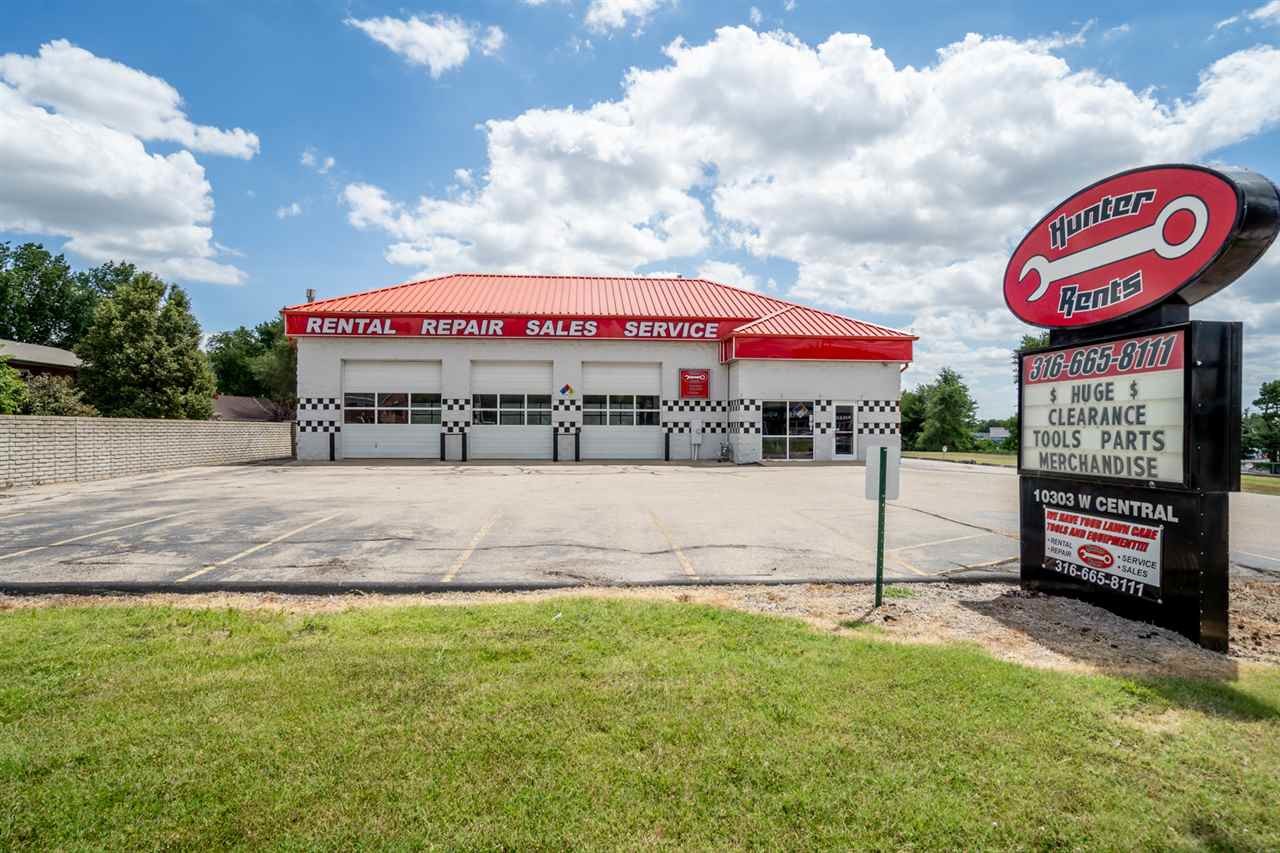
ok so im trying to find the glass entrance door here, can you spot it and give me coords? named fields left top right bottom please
left=762, top=400, right=815, bottom=460
left=834, top=403, right=855, bottom=458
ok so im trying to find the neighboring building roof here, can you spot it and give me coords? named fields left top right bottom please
left=213, top=395, right=289, bottom=422
left=0, top=339, right=82, bottom=369
left=284, top=273, right=914, bottom=341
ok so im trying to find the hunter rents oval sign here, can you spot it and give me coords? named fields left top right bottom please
left=1003, top=165, right=1280, bottom=329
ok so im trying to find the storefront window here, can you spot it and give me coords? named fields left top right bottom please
left=762, top=400, right=815, bottom=459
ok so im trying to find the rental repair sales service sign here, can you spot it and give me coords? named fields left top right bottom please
left=1020, top=329, right=1185, bottom=484
left=1042, top=506, right=1163, bottom=602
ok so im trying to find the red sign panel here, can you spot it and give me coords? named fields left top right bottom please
left=1021, top=329, right=1185, bottom=385
left=679, top=368, right=710, bottom=398
left=284, top=314, right=740, bottom=340
left=1004, top=165, right=1278, bottom=329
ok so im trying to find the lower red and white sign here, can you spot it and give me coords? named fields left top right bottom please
left=1043, top=507, right=1163, bottom=601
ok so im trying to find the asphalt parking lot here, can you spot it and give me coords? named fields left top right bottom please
left=0, top=459, right=1276, bottom=590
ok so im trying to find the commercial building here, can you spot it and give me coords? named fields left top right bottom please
left=283, top=274, right=914, bottom=463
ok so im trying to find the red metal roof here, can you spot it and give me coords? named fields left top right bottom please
left=285, top=273, right=913, bottom=340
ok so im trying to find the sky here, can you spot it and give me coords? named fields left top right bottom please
left=3, top=0, right=1280, bottom=417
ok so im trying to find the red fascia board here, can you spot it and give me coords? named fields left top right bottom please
left=729, top=335, right=913, bottom=362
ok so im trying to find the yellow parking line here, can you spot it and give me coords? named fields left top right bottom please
left=176, top=513, right=340, bottom=583
left=442, top=516, right=498, bottom=583
left=0, top=510, right=197, bottom=562
left=648, top=510, right=698, bottom=579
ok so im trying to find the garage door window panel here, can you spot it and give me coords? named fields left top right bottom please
left=527, top=395, right=552, bottom=425
left=584, top=394, right=660, bottom=427
left=410, top=394, right=441, bottom=424
left=474, top=394, right=551, bottom=426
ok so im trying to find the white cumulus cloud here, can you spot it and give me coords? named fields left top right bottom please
left=342, top=25, right=1280, bottom=414
left=0, top=39, right=252, bottom=285
left=346, top=14, right=506, bottom=77
left=275, top=202, right=302, bottom=219
left=585, top=0, right=676, bottom=33
left=696, top=260, right=759, bottom=291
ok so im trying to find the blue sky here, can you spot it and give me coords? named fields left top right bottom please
left=3, top=0, right=1279, bottom=415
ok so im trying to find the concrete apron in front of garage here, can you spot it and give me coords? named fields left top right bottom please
left=11, top=459, right=1271, bottom=593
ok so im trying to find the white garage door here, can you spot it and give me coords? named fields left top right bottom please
left=470, top=361, right=554, bottom=459
left=341, top=360, right=442, bottom=458
left=580, top=362, right=663, bottom=460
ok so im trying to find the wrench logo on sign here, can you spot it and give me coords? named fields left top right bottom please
left=1019, top=196, right=1209, bottom=302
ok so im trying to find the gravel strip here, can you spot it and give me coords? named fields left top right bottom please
left=2, top=580, right=1275, bottom=678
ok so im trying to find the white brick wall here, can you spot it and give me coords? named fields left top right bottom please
left=0, top=416, right=294, bottom=489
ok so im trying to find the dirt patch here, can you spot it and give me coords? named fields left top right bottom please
left=1, top=580, right=1276, bottom=678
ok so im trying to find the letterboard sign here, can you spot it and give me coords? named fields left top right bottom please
left=1020, top=329, right=1185, bottom=485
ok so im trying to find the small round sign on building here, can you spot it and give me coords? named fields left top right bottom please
left=1005, top=164, right=1279, bottom=651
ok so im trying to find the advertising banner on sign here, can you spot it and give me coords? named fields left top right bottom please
left=679, top=368, right=710, bottom=398
left=1020, top=329, right=1186, bottom=485
left=1042, top=507, right=1163, bottom=602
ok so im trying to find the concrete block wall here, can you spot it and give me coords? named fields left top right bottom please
left=0, top=416, right=294, bottom=489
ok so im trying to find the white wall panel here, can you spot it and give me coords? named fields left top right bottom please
left=341, top=360, right=441, bottom=392
left=582, top=362, right=660, bottom=395
left=471, top=360, right=552, bottom=393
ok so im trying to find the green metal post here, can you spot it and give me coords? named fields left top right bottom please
left=875, top=445, right=887, bottom=607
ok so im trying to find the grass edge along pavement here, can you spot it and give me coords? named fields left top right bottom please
left=904, top=451, right=1280, bottom=496
left=1, top=598, right=1277, bottom=850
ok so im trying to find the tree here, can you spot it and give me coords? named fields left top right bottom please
left=75, top=273, right=216, bottom=419
left=899, top=388, right=926, bottom=449
left=0, top=242, right=122, bottom=349
left=1012, top=331, right=1050, bottom=386
left=207, top=318, right=290, bottom=400
left=917, top=367, right=978, bottom=451
left=0, top=357, right=26, bottom=414
left=19, top=374, right=98, bottom=417
left=248, top=333, right=297, bottom=417
left=1251, top=380, right=1280, bottom=465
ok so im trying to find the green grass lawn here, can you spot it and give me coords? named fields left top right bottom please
left=2, top=601, right=1278, bottom=850
left=904, top=451, right=1017, bottom=467
left=1243, top=474, right=1280, bottom=497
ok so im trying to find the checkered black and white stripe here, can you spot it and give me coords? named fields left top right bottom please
left=858, top=421, right=899, bottom=435
left=857, top=400, right=900, bottom=414
left=297, top=420, right=341, bottom=434
left=736, top=423, right=762, bottom=434
left=443, top=398, right=469, bottom=412
left=298, top=396, right=341, bottom=411
left=729, top=398, right=763, bottom=413
left=553, top=399, right=581, bottom=413
left=441, top=420, right=470, bottom=434
left=664, top=399, right=728, bottom=413
left=665, top=421, right=727, bottom=434
left=555, top=421, right=581, bottom=435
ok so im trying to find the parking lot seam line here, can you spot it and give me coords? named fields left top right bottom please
left=888, top=503, right=1019, bottom=540
left=1236, top=549, right=1280, bottom=564
left=0, top=510, right=198, bottom=562
left=794, top=510, right=928, bottom=577
left=175, top=513, right=342, bottom=583
left=647, top=510, right=699, bottom=580
left=441, top=516, right=499, bottom=583
left=889, top=532, right=988, bottom=552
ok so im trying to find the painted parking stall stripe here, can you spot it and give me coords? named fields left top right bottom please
left=648, top=510, right=698, bottom=580
left=0, top=510, right=197, bottom=562
left=441, top=516, right=498, bottom=583
left=176, top=513, right=341, bottom=583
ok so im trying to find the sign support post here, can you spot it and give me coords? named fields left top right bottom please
left=875, top=445, right=887, bottom=607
